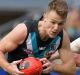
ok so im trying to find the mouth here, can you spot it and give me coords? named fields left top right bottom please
left=49, top=32, right=57, bottom=38
left=51, top=31, right=58, bottom=35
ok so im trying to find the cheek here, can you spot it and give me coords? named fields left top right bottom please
left=44, top=24, right=50, bottom=30
left=46, top=28, right=51, bottom=34
left=59, top=26, right=63, bottom=30
left=46, top=24, right=52, bottom=29
left=45, top=27, right=49, bottom=33
left=46, top=26, right=51, bottom=29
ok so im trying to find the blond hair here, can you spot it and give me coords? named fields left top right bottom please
left=47, top=0, right=68, bottom=19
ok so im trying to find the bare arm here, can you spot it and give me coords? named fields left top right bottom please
left=51, top=30, right=76, bottom=75
left=0, top=23, right=27, bottom=74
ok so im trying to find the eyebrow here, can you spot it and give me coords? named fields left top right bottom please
left=51, top=19, right=65, bottom=23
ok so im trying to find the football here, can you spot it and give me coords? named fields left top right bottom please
left=19, top=57, right=43, bottom=75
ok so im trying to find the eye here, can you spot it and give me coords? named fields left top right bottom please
left=58, top=22, right=64, bottom=26
left=51, top=21, right=56, bottom=24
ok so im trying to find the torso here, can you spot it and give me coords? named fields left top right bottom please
left=8, top=18, right=63, bottom=62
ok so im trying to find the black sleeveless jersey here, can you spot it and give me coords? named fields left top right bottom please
left=8, top=18, right=63, bottom=63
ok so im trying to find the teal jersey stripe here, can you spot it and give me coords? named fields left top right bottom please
left=30, top=32, right=61, bottom=58
left=31, top=32, right=40, bottom=57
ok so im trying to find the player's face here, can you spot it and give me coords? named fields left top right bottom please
left=43, top=10, right=65, bottom=38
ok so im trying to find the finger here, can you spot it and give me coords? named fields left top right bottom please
left=39, top=58, right=47, bottom=61
left=11, top=71, right=24, bottom=75
left=17, top=70, right=24, bottom=74
left=43, top=67, right=50, bottom=74
left=12, top=69, right=24, bottom=75
left=13, top=59, right=22, bottom=64
left=40, top=58, right=48, bottom=64
left=43, top=62, right=49, bottom=68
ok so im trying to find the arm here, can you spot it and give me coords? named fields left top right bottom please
left=49, top=38, right=80, bottom=61
left=0, top=23, right=27, bottom=75
left=51, top=30, right=76, bottom=75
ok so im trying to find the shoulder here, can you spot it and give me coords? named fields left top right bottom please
left=2, top=23, right=28, bottom=45
left=61, top=29, right=70, bottom=48
left=63, top=29, right=68, bottom=37
left=12, top=23, right=27, bottom=38
left=62, top=29, right=70, bottom=41
left=15, top=22, right=27, bottom=31
left=12, top=23, right=28, bottom=43
left=0, top=23, right=28, bottom=52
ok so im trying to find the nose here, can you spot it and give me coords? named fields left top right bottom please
left=53, top=24, right=59, bottom=31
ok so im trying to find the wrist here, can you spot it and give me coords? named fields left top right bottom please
left=3, top=63, right=12, bottom=73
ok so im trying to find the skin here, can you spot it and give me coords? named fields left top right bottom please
left=52, top=37, right=80, bottom=67
left=38, top=11, right=64, bottom=40
left=0, top=10, right=76, bottom=75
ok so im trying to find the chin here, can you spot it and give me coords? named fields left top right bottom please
left=49, top=35, right=55, bottom=38
left=49, top=34, right=57, bottom=38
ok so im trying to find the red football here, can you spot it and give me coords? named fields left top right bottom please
left=19, top=57, right=43, bottom=75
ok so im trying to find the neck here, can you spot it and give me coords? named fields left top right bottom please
left=38, top=21, right=49, bottom=41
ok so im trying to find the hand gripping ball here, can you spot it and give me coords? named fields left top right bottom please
left=19, top=57, right=43, bottom=75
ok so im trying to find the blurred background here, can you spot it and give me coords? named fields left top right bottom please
left=0, top=0, right=49, bottom=38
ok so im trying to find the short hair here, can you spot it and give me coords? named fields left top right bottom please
left=47, top=0, right=68, bottom=19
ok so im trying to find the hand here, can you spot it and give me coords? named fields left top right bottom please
left=40, top=58, right=53, bottom=74
left=7, top=59, right=24, bottom=75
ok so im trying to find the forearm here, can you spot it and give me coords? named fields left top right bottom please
left=0, top=51, right=12, bottom=73
left=0, top=51, right=24, bottom=75
left=52, top=60, right=76, bottom=75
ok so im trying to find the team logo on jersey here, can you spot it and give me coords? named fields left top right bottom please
left=50, top=44, right=57, bottom=50
left=39, top=47, right=46, bottom=50
left=25, top=32, right=61, bottom=58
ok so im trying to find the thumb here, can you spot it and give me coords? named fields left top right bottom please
left=12, top=59, right=22, bottom=64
